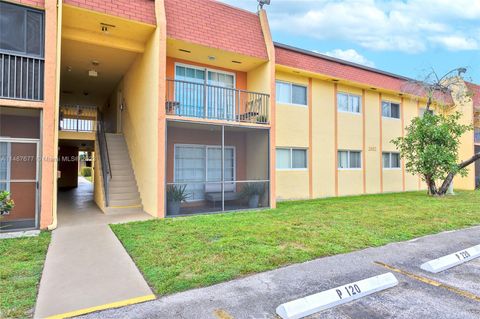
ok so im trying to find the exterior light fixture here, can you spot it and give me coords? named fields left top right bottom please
left=208, top=56, right=216, bottom=61
left=100, top=23, right=115, bottom=34
left=257, top=0, right=271, bottom=9
left=88, top=61, right=99, bottom=77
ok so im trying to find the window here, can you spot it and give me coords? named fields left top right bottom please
left=383, top=152, right=401, bottom=169
left=338, top=150, right=362, bottom=169
left=338, top=93, right=361, bottom=113
left=276, top=148, right=307, bottom=169
left=0, top=142, right=11, bottom=191
left=0, top=2, right=44, bottom=57
left=382, top=101, right=400, bottom=119
left=174, top=64, right=236, bottom=119
left=174, top=145, right=235, bottom=201
left=276, top=81, right=307, bottom=105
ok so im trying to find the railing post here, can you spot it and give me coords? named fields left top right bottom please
left=203, top=81, right=208, bottom=119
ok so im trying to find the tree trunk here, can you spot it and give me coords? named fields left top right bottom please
left=425, top=175, right=438, bottom=196
left=437, top=151, right=480, bottom=195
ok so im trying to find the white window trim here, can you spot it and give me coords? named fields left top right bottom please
left=337, top=150, right=362, bottom=170
left=382, top=100, right=401, bottom=120
left=0, top=141, right=11, bottom=192
left=275, top=80, right=308, bottom=107
left=337, top=92, right=362, bottom=115
left=174, top=62, right=237, bottom=86
left=275, top=147, right=308, bottom=170
left=382, top=152, right=401, bottom=170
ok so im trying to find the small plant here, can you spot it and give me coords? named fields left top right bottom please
left=81, top=167, right=92, bottom=177
left=0, top=191, right=15, bottom=216
left=166, top=184, right=189, bottom=215
left=241, top=183, right=265, bottom=208
left=167, top=184, right=189, bottom=202
left=241, top=183, right=265, bottom=198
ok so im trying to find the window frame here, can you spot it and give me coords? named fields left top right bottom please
left=337, top=92, right=362, bottom=114
left=382, top=101, right=401, bottom=119
left=173, top=144, right=236, bottom=202
left=337, top=150, right=362, bottom=170
left=275, top=147, right=308, bottom=170
left=0, top=141, right=12, bottom=192
left=382, top=152, right=401, bottom=169
left=275, top=80, right=308, bottom=107
left=0, top=2, right=45, bottom=58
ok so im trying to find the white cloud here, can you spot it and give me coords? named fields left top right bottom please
left=429, top=36, right=479, bottom=51
left=220, top=0, right=480, bottom=53
left=324, top=49, right=375, bottom=67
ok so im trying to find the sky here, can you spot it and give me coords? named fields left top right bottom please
left=219, top=0, right=480, bottom=83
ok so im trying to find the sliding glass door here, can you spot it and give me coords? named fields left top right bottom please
left=174, top=144, right=235, bottom=201
left=174, top=64, right=236, bottom=120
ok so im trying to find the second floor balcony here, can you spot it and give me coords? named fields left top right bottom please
left=165, top=79, right=270, bottom=125
left=59, top=105, right=97, bottom=132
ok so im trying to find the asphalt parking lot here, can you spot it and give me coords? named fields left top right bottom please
left=80, top=226, right=480, bottom=319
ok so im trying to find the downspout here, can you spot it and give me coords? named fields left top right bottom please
left=47, top=0, right=62, bottom=230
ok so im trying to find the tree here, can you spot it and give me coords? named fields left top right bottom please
left=392, top=68, right=480, bottom=196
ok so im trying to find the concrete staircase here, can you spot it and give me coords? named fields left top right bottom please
left=104, top=133, right=143, bottom=214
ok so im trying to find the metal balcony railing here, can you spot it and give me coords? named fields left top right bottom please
left=0, top=52, right=44, bottom=101
left=59, top=105, right=97, bottom=132
left=166, top=79, right=270, bottom=124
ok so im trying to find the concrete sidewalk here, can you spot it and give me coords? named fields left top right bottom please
left=80, top=225, right=480, bottom=319
left=34, top=178, right=154, bottom=319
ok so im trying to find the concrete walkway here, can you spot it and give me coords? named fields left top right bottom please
left=35, top=178, right=154, bottom=319
left=80, top=225, right=480, bottom=319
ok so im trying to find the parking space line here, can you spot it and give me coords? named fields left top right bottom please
left=374, top=261, right=480, bottom=302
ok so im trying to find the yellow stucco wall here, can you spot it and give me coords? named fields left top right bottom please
left=272, top=67, right=474, bottom=200
left=364, top=90, right=381, bottom=194
left=275, top=72, right=310, bottom=200
left=118, top=30, right=160, bottom=216
left=93, top=140, right=106, bottom=212
left=452, top=82, right=475, bottom=190
left=312, top=79, right=336, bottom=198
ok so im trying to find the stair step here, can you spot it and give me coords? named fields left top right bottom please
left=109, top=198, right=142, bottom=207
left=109, top=184, right=139, bottom=194
left=110, top=175, right=135, bottom=182
left=110, top=170, right=134, bottom=177
left=110, top=163, right=133, bottom=170
left=110, top=192, right=140, bottom=201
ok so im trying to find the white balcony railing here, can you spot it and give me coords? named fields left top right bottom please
left=166, top=79, right=270, bottom=124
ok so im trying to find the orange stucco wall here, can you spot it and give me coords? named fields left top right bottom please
left=166, top=126, right=247, bottom=184
left=39, top=0, right=58, bottom=228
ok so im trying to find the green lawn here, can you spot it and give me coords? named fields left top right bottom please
left=111, top=191, right=480, bottom=296
left=0, top=232, right=51, bottom=318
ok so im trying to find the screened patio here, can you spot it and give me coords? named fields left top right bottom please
left=166, top=121, right=270, bottom=216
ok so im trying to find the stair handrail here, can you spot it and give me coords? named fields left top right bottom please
left=96, top=113, right=112, bottom=206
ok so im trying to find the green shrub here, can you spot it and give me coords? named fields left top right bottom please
left=81, top=167, right=92, bottom=177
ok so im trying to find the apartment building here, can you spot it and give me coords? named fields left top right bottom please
left=0, top=0, right=477, bottom=232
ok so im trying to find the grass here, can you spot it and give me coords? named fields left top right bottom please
left=111, top=191, right=480, bottom=296
left=0, top=232, right=51, bottom=318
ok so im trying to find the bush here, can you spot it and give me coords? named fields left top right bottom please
left=81, top=167, right=92, bottom=177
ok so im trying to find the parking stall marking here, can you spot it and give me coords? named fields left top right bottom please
left=375, top=261, right=480, bottom=302
left=276, top=272, right=398, bottom=319
left=420, top=244, right=480, bottom=273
